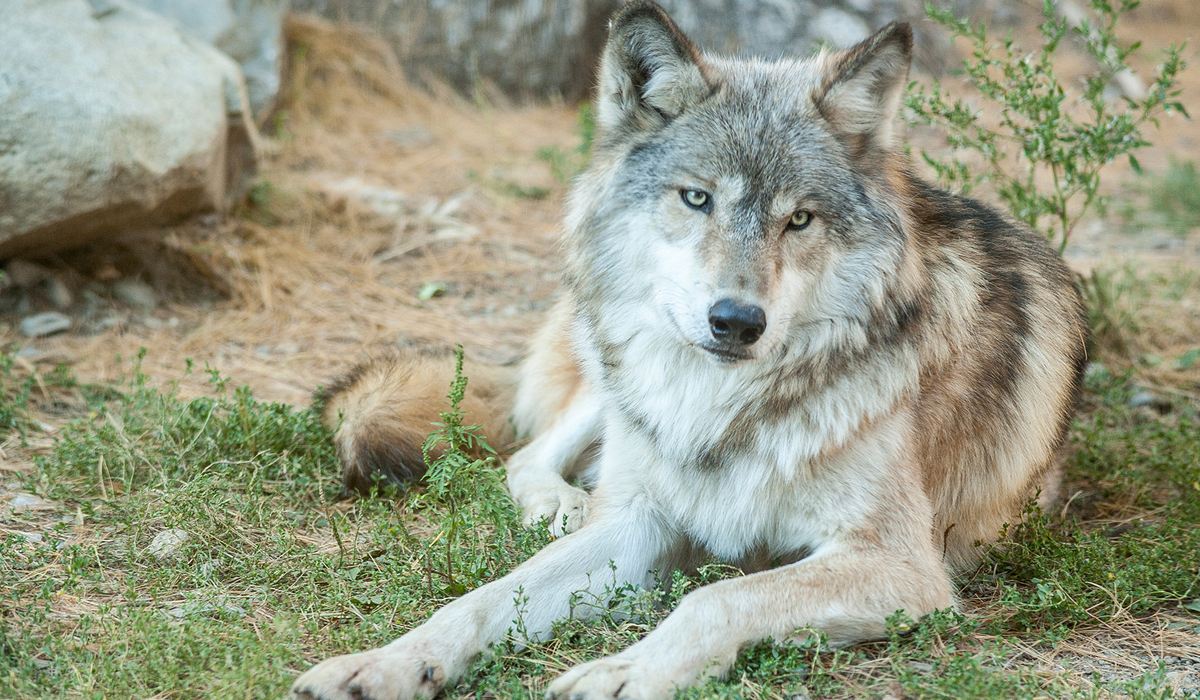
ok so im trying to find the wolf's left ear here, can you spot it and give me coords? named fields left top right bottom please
left=814, top=22, right=913, bottom=156
left=595, top=1, right=712, bottom=136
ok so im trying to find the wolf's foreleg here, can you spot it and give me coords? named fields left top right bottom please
left=506, top=391, right=601, bottom=535
left=505, top=296, right=599, bottom=535
left=546, top=529, right=953, bottom=699
left=291, top=493, right=672, bottom=700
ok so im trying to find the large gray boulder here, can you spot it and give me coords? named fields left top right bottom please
left=292, top=0, right=614, bottom=102
left=291, top=0, right=941, bottom=101
left=129, top=0, right=290, bottom=120
left=0, top=0, right=259, bottom=258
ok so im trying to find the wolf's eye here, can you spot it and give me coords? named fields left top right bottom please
left=681, top=189, right=711, bottom=211
left=786, top=210, right=813, bottom=231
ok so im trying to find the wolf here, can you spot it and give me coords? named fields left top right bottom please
left=293, top=3, right=1087, bottom=698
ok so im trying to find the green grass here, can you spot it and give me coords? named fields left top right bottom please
left=1142, top=159, right=1200, bottom=235
left=537, top=104, right=595, bottom=184
left=1, top=349, right=1197, bottom=698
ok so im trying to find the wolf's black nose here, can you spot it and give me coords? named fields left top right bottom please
left=708, top=299, right=766, bottom=346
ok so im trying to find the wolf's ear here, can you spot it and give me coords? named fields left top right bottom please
left=814, top=22, right=913, bottom=156
left=595, top=1, right=711, bottom=136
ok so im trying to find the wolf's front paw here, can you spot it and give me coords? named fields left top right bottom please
left=291, top=648, right=446, bottom=700
left=545, top=656, right=675, bottom=700
left=517, top=481, right=590, bottom=537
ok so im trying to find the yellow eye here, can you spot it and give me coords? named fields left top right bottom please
left=787, top=210, right=813, bottom=231
left=681, top=189, right=710, bottom=210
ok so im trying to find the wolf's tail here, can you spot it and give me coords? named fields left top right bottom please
left=316, top=351, right=515, bottom=492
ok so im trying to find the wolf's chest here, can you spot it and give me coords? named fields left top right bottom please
left=594, top=339, right=913, bottom=559
left=603, top=343, right=826, bottom=473
left=607, top=415, right=879, bottom=561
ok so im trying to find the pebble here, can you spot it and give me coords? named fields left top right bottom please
left=19, top=311, right=71, bottom=338
left=5, top=259, right=49, bottom=287
left=147, top=528, right=190, bottom=559
left=167, top=601, right=246, bottom=619
left=8, top=493, right=49, bottom=512
left=45, top=276, right=73, bottom=309
left=112, top=278, right=158, bottom=311
left=1129, top=389, right=1172, bottom=413
left=383, top=126, right=434, bottom=149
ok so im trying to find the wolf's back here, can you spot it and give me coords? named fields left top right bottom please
left=318, top=352, right=514, bottom=492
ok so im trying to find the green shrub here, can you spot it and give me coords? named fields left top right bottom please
left=906, top=0, right=1187, bottom=251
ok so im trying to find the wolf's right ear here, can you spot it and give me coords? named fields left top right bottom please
left=814, top=22, right=913, bottom=157
left=595, top=1, right=711, bottom=136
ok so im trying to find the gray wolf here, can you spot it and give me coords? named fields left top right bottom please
left=293, top=3, right=1087, bottom=698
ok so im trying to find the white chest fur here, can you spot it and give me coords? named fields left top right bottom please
left=589, top=331, right=917, bottom=561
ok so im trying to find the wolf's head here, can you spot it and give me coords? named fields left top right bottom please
left=567, top=1, right=917, bottom=367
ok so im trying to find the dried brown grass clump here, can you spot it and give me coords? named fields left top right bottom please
left=1083, top=265, right=1200, bottom=399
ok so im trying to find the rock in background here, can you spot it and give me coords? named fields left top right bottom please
left=290, top=0, right=944, bottom=101
left=291, top=0, right=615, bottom=102
left=129, top=0, right=291, bottom=120
left=0, top=0, right=261, bottom=258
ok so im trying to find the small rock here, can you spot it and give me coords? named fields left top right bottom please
left=147, top=528, right=190, bottom=559
left=382, top=126, right=435, bottom=149
left=1151, top=237, right=1184, bottom=251
left=6, top=259, right=51, bottom=287
left=1129, top=390, right=1172, bottom=414
left=8, top=492, right=49, bottom=512
left=167, top=600, right=245, bottom=619
left=112, top=279, right=158, bottom=311
left=16, top=346, right=43, bottom=360
left=45, top=276, right=73, bottom=309
left=199, top=557, right=223, bottom=577
left=310, top=174, right=408, bottom=219
left=19, top=311, right=71, bottom=338
left=142, top=316, right=179, bottom=330
left=16, top=532, right=44, bottom=544
left=92, top=314, right=125, bottom=333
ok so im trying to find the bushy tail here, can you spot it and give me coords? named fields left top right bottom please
left=316, top=351, right=514, bottom=492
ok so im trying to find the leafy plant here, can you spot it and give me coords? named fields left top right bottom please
left=410, top=346, right=537, bottom=595
left=1080, top=266, right=1139, bottom=354
left=1141, top=158, right=1200, bottom=234
left=906, top=0, right=1188, bottom=251
left=537, top=104, right=596, bottom=183
left=0, top=350, right=35, bottom=437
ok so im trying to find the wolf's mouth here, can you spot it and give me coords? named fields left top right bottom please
left=663, top=310, right=753, bottom=364
left=699, top=345, right=751, bottom=363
